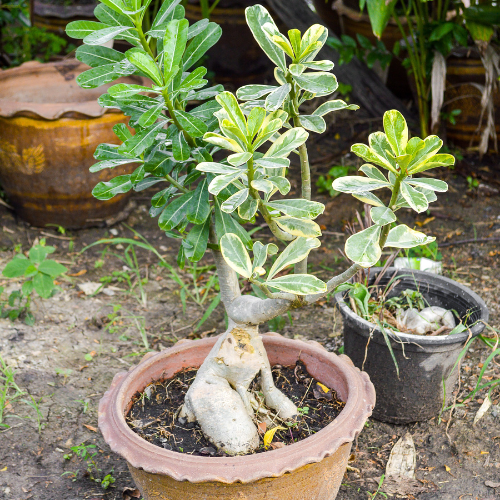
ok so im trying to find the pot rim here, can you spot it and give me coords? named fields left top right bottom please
left=0, top=60, right=144, bottom=120
left=98, top=334, right=375, bottom=484
left=334, top=267, right=489, bottom=346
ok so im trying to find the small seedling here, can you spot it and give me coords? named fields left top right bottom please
left=316, top=165, right=356, bottom=198
left=1, top=239, right=67, bottom=325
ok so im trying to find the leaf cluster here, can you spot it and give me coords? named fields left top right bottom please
left=1, top=240, right=67, bottom=324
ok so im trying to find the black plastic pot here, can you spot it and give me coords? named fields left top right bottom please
left=334, top=268, right=489, bottom=424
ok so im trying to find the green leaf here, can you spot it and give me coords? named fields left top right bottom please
left=89, top=158, right=140, bottom=173
left=351, top=143, right=398, bottom=174
left=178, top=67, right=207, bottom=90
left=267, top=274, right=327, bottom=295
left=131, top=164, right=145, bottom=183
left=400, top=182, right=429, bottom=213
left=151, top=0, right=182, bottom=29
left=2, top=255, right=31, bottom=278
left=265, top=83, right=290, bottom=112
left=76, top=64, right=123, bottom=89
left=254, top=157, right=289, bottom=169
left=268, top=237, right=320, bottom=279
left=369, top=132, right=398, bottom=171
left=174, top=110, right=207, bottom=138
left=300, top=24, right=327, bottom=61
left=187, top=18, right=210, bottom=39
left=264, top=128, right=308, bottom=158
left=406, top=136, right=443, bottom=173
left=238, top=198, right=259, bottom=220
left=352, top=191, right=385, bottom=207
left=228, top=152, right=252, bottom=166
left=172, top=131, right=191, bottom=161
left=208, top=171, right=242, bottom=195
left=293, top=72, right=337, bottom=96
left=108, top=83, right=153, bottom=98
left=125, top=48, right=164, bottom=86
left=332, top=175, right=390, bottom=193
left=184, top=219, right=209, bottom=262
left=274, top=216, right=321, bottom=238
left=408, top=153, right=454, bottom=175
left=299, top=115, right=326, bottom=133
left=75, top=45, right=123, bottom=67
left=119, top=120, right=166, bottom=156
left=158, top=192, right=194, bottom=231
left=268, top=176, right=290, bottom=195
left=305, top=60, right=334, bottom=71
left=252, top=241, right=278, bottom=274
left=182, top=22, right=222, bottom=70
left=383, top=109, right=408, bottom=156
left=220, top=233, right=253, bottom=278
left=214, top=200, right=252, bottom=249
left=163, top=19, right=188, bottom=76
left=92, top=175, right=132, bottom=200
left=246, top=5, right=287, bottom=71
left=196, top=162, right=239, bottom=175
left=28, top=245, right=55, bottom=264
left=251, top=179, right=274, bottom=194
left=237, top=85, right=277, bottom=101
left=385, top=224, right=435, bottom=248
left=221, top=188, right=249, bottom=213
left=137, top=102, right=164, bottom=127
left=345, top=225, right=381, bottom=268
left=313, top=99, right=359, bottom=116
left=21, top=280, right=33, bottom=297
left=370, top=206, right=396, bottom=226
left=38, top=260, right=67, bottom=278
left=187, top=179, right=210, bottom=224
left=359, top=164, right=387, bottom=182
left=216, top=92, right=247, bottom=135
left=366, top=0, right=396, bottom=38
left=33, top=272, right=55, bottom=299
left=94, top=3, right=134, bottom=27
left=66, top=20, right=109, bottom=39
left=406, top=178, right=448, bottom=192
left=99, top=0, right=126, bottom=15
left=203, top=132, right=243, bottom=153
left=266, top=199, right=324, bottom=219
left=83, top=26, right=131, bottom=45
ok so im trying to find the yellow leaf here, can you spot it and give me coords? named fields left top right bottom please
left=0, top=467, right=7, bottom=472
left=263, top=426, right=286, bottom=449
left=316, top=382, right=330, bottom=393
left=444, top=465, right=450, bottom=472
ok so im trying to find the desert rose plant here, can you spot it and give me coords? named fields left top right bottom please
left=67, top=0, right=454, bottom=455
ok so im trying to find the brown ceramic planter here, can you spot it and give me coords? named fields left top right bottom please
left=99, top=333, right=375, bottom=500
left=445, top=47, right=500, bottom=151
left=0, top=60, right=142, bottom=229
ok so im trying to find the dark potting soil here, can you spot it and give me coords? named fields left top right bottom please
left=126, top=360, right=345, bottom=457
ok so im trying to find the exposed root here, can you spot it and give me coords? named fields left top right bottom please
left=180, top=324, right=298, bottom=455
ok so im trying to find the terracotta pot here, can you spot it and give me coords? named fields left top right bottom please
left=99, top=333, right=375, bottom=500
left=445, top=47, right=500, bottom=151
left=185, top=0, right=281, bottom=86
left=0, top=60, right=140, bottom=229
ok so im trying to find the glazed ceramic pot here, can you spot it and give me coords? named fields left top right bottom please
left=445, top=47, right=500, bottom=151
left=335, top=268, right=488, bottom=424
left=0, top=60, right=141, bottom=229
left=99, top=333, right=375, bottom=500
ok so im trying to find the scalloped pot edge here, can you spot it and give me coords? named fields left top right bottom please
left=0, top=60, right=145, bottom=120
left=98, top=334, right=375, bottom=492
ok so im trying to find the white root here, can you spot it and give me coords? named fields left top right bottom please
left=180, top=322, right=297, bottom=455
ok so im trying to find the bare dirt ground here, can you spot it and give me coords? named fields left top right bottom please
left=0, top=121, right=499, bottom=499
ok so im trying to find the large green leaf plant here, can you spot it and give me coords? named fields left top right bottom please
left=66, top=1, right=454, bottom=455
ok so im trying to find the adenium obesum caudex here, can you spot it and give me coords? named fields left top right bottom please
left=67, top=0, right=454, bottom=454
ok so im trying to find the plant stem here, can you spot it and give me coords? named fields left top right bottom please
left=165, top=173, right=189, bottom=193
left=379, top=175, right=402, bottom=248
left=287, top=74, right=311, bottom=274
